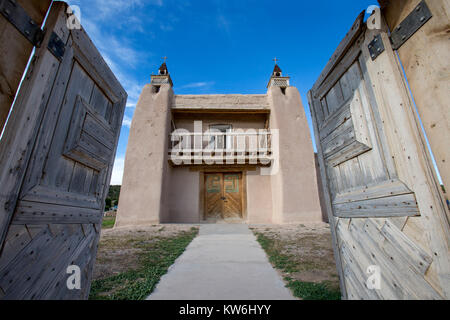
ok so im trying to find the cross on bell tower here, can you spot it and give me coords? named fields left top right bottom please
left=267, top=57, right=290, bottom=89
left=159, top=56, right=169, bottom=75
left=151, top=56, right=173, bottom=88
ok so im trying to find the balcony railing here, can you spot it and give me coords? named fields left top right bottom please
left=169, top=130, right=273, bottom=165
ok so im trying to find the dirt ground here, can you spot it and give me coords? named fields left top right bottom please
left=250, top=222, right=339, bottom=286
left=92, top=224, right=200, bottom=281
left=93, top=222, right=339, bottom=292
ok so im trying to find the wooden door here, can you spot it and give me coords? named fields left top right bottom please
left=0, top=2, right=127, bottom=299
left=308, top=12, right=449, bottom=299
left=223, top=173, right=242, bottom=219
left=205, top=173, right=224, bottom=220
left=205, top=173, right=242, bottom=220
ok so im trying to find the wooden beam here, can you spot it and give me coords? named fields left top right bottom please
left=311, top=11, right=365, bottom=96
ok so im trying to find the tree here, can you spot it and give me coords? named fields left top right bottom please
left=105, top=198, right=112, bottom=211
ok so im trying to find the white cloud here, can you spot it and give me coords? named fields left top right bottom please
left=110, top=157, right=125, bottom=185
left=122, top=115, right=133, bottom=128
left=70, top=9, right=146, bottom=111
left=124, top=82, right=144, bottom=107
left=180, top=81, right=215, bottom=89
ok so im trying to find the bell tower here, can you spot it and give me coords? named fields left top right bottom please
left=151, top=57, right=173, bottom=90
left=116, top=58, right=174, bottom=227
left=266, top=58, right=323, bottom=223
left=267, top=58, right=290, bottom=89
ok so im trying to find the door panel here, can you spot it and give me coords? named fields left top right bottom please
left=223, top=173, right=242, bottom=219
left=205, top=173, right=243, bottom=220
left=0, top=2, right=127, bottom=299
left=309, top=13, right=449, bottom=299
left=205, top=174, right=223, bottom=219
left=314, top=40, right=418, bottom=219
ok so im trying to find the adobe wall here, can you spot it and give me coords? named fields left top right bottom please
left=174, top=114, right=267, bottom=132
left=115, top=84, right=173, bottom=227
left=267, top=86, right=323, bottom=223
left=167, top=167, right=274, bottom=224
left=168, top=167, right=201, bottom=223
left=116, top=84, right=324, bottom=226
left=246, top=169, right=273, bottom=223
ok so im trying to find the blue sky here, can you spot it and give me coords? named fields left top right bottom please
left=66, top=0, right=378, bottom=184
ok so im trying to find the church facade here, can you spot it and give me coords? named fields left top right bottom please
left=115, top=63, right=324, bottom=226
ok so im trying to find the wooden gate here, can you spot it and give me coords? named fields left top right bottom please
left=0, top=2, right=127, bottom=299
left=0, top=0, right=52, bottom=131
left=380, top=0, right=450, bottom=191
left=308, top=8, right=449, bottom=299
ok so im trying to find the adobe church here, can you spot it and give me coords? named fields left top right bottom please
left=116, top=62, right=324, bottom=225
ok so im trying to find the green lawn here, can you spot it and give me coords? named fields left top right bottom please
left=89, top=227, right=199, bottom=300
left=102, top=216, right=116, bottom=229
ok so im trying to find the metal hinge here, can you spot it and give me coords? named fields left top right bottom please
left=368, top=0, right=433, bottom=60
left=389, top=0, right=433, bottom=50
left=47, top=32, right=66, bottom=61
left=368, top=34, right=385, bottom=61
left=0, top=0, right=45, bottom=47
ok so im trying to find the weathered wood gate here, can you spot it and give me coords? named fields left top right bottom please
left=308, top=1, right=449, bottom=299
left=0, top=0, right=52, bottom=130
left=0, top=1, right=127, bottom=299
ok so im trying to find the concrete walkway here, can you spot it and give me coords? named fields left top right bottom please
left=147, top=224, right=295, bottom=300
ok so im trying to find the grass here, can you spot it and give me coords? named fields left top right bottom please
left=254, top=231, right=341, bottom=300
left=102, top=216, right=116, bottom=229
left=284, top=277, right=341, bottom=300
left=89, top=227, right=199, bottom=300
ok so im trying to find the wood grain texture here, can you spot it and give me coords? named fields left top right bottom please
left=205, top=173, right=223, bottom=219
left=381, top=0, right=450, bottom=207
left=204, top=173, right=243, bottom=221
left=223, top=173, right=243, bottom=219
left=308, top=11, right=450, bottom=299
left=0, top=2, right=127, bottom=300
left=0, top=0, right=52, bottom=131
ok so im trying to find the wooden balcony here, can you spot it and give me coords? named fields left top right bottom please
left=168, top=131, right=273, bottom=166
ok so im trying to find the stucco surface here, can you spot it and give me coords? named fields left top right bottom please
left=246, top=170, right=273, bottom=223
left=172, top=94, right=269, bottom=111
left=267, top=86, right=323, bottom=223
left=168, top=168, right=200, bottom=223
left=115, top=84, right=172, bottom=227
left=116, top=81, right=324, bottom=226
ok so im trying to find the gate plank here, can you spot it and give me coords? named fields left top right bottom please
left=380, top=0, right=450, bottom=192
left=0, top=2, right=127, bottom=300
left=0, top=0, right=52, bottom=130
left=0, top=1, right=69, bottom=252
left=381, top=220, right=433, bottom=275
left=308, top=8, right=449, bottom=299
